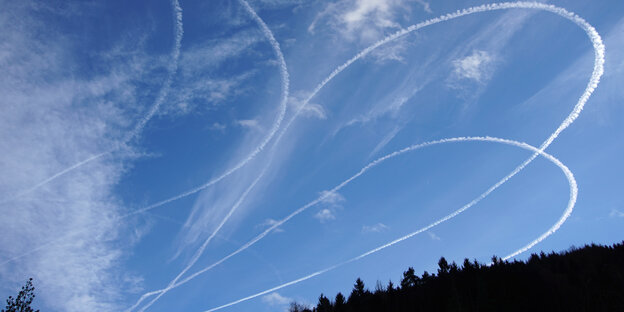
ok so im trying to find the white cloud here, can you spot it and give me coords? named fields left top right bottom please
left=314, top=209, right=336, bottom=223
left=309, top=0, right=429, bottom=42
left=289, top=93, right=327, bottom=120
left=609, top=209, right=624, bottom=218
left=162, top=30, right=261, bottom=116
left=415, top=0, right=432, bottom=13
left=0, top=3, right=148, bottom=311
left=427, top=231, right=441, bottom=241
left=362, top=223, right=389, bottom=233
left=319, top=190, right=346, bottom=205
left=237, top=119, right=262, bottom=130
left=257, top=218, right=285, bottom=233
left=452, top=50, right=494, bottom=82
left=262, top=292, right=292, bottom=306
left=209, top=122, right=227, bottom=132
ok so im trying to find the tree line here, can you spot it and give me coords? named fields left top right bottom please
left=290, top=241, right=624, bottom=312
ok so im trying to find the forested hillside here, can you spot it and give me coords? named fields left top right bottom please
left=290, top=241, right=624, bottom=312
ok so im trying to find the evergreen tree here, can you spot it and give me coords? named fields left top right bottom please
left=334, top=292, right=346, bottom=311
left=316, top=293, right=331, bottom=312
left=350, top=278, right=366, bottom=298
left=437, top=257, right=450, bottom=275
left=400, top=267, right=419, bottom=289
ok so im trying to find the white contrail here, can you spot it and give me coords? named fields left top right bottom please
left=126, top=0, right=290, bottom=311
left=125, top=2, right=604, bottom=310
left=130, top=166, right=270, bottom=312
left=200, top=136, right=578, bottom=312
left=0, top=0, right=185, bottom=204
left=120, top=0, right=291, bottom=218
left=273, top=1, right=604, bottom=154
left=1, top=0, right=290, bottom=267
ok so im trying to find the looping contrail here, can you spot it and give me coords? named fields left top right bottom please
left=201, top=136, right=578, bottom=312
left=158, top=2, right=601, bottom=311
left=0, top=0, right=185, bottom=204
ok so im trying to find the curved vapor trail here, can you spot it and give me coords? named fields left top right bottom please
left=126, top=1, right=289, bottom=311
left=0, top=0, right=289, bottom=267
left=127, top=2, right=604, bottom=310
left=124, top=0, right=291, bottom=217
left=129, top=166, right=270, bottom=312
left=0, top=0, right=184, bottom=204
left=201, top=136, right=577, bottom=312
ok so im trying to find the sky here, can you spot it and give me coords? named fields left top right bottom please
left=0, top=0, right=623, bottom=311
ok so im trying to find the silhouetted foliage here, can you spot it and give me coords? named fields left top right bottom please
left=290, top=241, right=624, bottom=311
left=289, top=302, right=312, bottom=312
left=400, top=267, right=418, bottom=289
left=2, top=278, right=39, bottom=312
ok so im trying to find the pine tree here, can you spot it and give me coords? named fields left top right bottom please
left=400, top=267, right=419, bottom=289
left=334, top=292, right=346, bottom=311
left=316, top=293, right=331, bottom=312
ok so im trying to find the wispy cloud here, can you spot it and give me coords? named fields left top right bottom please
left=237, top=119, right=263, bottom=130
left=452, top=50, right=494, bottom=83
left=209, top=122, right=227, bottom=132
left=309, top=0, right=429, bottom=42
left=258, top=218, right=285, bottom=233
left=362, top=223, right=389, bottom=233
left=427, top=231, right=441, bottom=241
left=609, top=209, right=624, bottom=218
left=289, top=92, right=327, bottom=120
left=314, top=209, right=336, bottom=223
left=0, top=2, right=156, bottom=310
left=262, top=292, right=292, bottom=306
left=319, top=190, right=346, bottom=205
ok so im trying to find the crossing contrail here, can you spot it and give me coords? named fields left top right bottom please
left=129, top=166, right=270, bottom=312
left=0, top=0, right=290, bottom=268
left=0, top=0, right=185, bottom=204
left=126, top=2, right=604, bottom=311
left=119, top=0, right=291, bottom=218
left=200, top=136, right=578, bottom=312
left=126, top=0, right=290, bottom=310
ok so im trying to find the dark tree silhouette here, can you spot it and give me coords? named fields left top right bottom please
left=334, top=292, right=346, bottom=311
left=289, top=302, right=311, bottom=312
left=2, top=278, right=39, bottom=312
left=437, top=257, right=450, bottom=275
left=400, top=267, right=418, bottom=289
left=290, top=241, right=624, bottom=312
left=315, top=293, right=331, bottom=312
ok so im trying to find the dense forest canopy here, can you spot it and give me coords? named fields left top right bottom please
left=291, top=241, right=624, bottom=312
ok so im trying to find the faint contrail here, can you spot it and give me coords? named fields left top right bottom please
left=120, top=0, right=291, bottom=218
left=130, top=166, right=270, bottom=312
left=126, top=0, right=290, bottom=310
left=0, top=0, right=290, bottom=268
left=200, top=136, right=578, bottom=312
left=273, top=1, right=604, bottom=153
left=0, top=0, right=185, bottom=204
left=126, top=2, right=604, bottom=310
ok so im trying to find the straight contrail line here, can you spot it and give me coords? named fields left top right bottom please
left=201, top=136, right=578, bottom=312
left=0, top=0, right=185, bottom=204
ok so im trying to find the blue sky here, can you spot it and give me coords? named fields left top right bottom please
left=1, top=0, right=623, bottom=311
